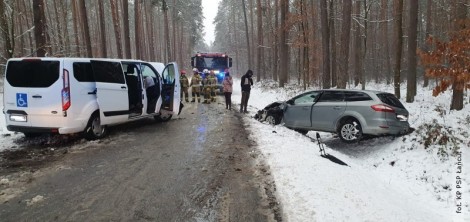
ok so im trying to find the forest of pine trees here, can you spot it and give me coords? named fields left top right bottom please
left=0, top=0, right=469, bottom=110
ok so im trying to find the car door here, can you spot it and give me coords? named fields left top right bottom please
left=90, top=60, right=129, bottom=125
left=310, top=91, right=346, bottom=131
left=283, top=91, right=320, bottom=128
left=161, top=62, right=181, bottom=114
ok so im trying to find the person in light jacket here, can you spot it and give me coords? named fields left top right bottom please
left=222, top=70, right=233, bottom=109
left=240, top=70, right=253, bottom=113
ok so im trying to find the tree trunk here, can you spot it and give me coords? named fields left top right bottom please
left=278, top=0, right=289, bottom=87
left=78, top=0, right=92, bottom=57
left=162, top=0, right=172, bottom=62
left=123, top=0, right=132, bottom=59
left=405, top=0, right=418, bottom=103
left=273, top=0, right=279, bottom=81
left=320, top=0, right=330, bottom=89
left=96, top=0, right=107, bottom=57
left=256, top=0, right=264, bottom=81
left=423, top=0, right=432, bottom=88
left=393, top=0, right=403, bottom=98
left=382, top=0, right=391, bottom=85
left=110, top=0, right=123, bottom=58
left=0, top=0, right=13, bottom=59
left=329, top=0, right=337, bottom=87
left=353, top=0, right=361, bottom=87
left=32, top=0, right=48, bottom=57
left=450, top=0, right=466, bottom=110
left=135, top=0, right=142, bottom=59
left=242, top=0, right=252, bottom=69
left=338, top=0, right=352, bottom=89
left=72, top=0, right=81, bottom=56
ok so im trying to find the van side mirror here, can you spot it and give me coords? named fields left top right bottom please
left=286, top=100, right=294, bottom=105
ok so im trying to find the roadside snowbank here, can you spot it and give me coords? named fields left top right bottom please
left=232, top=80, right=469, bottom=222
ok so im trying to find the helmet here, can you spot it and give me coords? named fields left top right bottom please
left=192, top=68, right=198, bottom=72
left=181, top=70, right=186, bottom=74
left=203, top=69, right=209, bottom=74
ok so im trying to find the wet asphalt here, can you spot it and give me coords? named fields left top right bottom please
left=0, top=98, right=281, bottom=221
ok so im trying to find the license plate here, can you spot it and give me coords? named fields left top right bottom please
left=10, top=114, right=27, bottom=122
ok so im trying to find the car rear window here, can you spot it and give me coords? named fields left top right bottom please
left=376, top=93, right=405, bottom=109
left=6, top=60, right=60, bottom=88
left=73, top=62, right=95, bottom=82
left=345, top=91, right=373, bottom=101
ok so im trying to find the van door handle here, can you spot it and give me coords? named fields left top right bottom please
left=121, top=86, right=127, bottom=89
left=333, top=106, right=342, bottom=110
left=88, top=89, right=97, bottom=95
left=32, top=95, right=42, bottom=98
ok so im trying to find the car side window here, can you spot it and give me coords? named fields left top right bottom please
left=318, top=91, right=345, bottom=102
left=344, top=91, right=372, bottom=101
left=293, top=91, right=319, bottom=104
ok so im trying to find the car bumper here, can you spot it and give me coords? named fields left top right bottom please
left=7, top=125, right=85, bottom=134
left=362, top=123, right=411, bottom=136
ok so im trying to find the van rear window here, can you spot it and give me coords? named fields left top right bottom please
left=377, top=93, right=405, bottom=109
left=6, top=60, right=60, bottom=88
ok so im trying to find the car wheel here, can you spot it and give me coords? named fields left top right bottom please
left=265, top=114, right=281, bottom=125
left=155, top=113, right=173, bottom=122
left=338, top=119, right=362, bottom=143
left=84, top=113, right=107, bottom=140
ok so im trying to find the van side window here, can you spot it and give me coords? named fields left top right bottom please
left=91, top=61, right=125, bottom=84
left=344, top=91, right=372, bottom=101
left=6, top=60, right=60, bottom=88
left=73, top=62, right=95, bottom=82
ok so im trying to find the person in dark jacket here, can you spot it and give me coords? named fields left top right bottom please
left=240, top=70, right=253, bottom=113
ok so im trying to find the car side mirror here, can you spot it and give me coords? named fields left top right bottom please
left=286, top=100, right=294, bottom=105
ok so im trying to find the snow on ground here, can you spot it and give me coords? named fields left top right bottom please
left=232, top=79, right=470, bottom=222
left=1, top=78, right=469, bottom=221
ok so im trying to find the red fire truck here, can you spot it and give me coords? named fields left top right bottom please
left=191, top=52, right=232, bottom=92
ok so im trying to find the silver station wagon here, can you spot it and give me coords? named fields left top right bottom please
left=256, top=89, right=411, bottom=143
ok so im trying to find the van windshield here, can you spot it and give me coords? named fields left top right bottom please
left=6, top=60, right=60, bottom=88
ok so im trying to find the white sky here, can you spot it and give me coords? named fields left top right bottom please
left=201, top=0, right=221, bottom=46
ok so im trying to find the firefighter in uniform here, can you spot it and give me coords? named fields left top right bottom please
left=202, top=69, right=212, bottom=104
left=190, top=68, right=202, bottom=102
left=180, top=70, right=189, bottom=102
left=208, top=70, right=217, bottom=102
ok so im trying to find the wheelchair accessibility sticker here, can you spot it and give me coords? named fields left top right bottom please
left=16, top=93, right=28, bottom=107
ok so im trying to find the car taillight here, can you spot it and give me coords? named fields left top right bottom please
left=62, top=69, right=71, bottom=113
left=371, top=104, right=395, bottom=113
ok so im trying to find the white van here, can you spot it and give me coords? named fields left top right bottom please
left=2, top=58, right=181, bottom=140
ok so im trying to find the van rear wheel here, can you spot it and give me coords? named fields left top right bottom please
left=84, top=113, right=107, bottom=140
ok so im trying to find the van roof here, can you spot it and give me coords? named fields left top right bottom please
left=7, top=57, right=146, bottom=63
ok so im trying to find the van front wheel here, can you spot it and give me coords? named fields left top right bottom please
left=84, top=113, right=107, bottom=140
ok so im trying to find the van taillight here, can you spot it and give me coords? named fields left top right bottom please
left=62, top=69, right=71, bottom=113
left=371, top=104, right=395, bottom=113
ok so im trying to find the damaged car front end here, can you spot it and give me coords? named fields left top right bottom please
left=254, top=101, right=285, bottom=125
